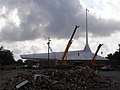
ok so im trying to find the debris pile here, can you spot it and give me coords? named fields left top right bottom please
left=1, top=66, right=117, bottom=90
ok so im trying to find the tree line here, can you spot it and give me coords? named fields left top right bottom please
left=106, top=44, right=120, bottom=68
left=0, top=46, right=23, bottom=65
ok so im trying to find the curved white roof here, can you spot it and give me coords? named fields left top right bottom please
left=20, top=50, right=108, bottom=61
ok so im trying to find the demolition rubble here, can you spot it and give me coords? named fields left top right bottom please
left=0, top=66, right=118, bottom=90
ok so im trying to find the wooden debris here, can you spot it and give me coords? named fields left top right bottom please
left=16, top=80, right=29, bottom=89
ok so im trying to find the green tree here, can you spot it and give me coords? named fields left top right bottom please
left=16, top=59, right=24, bottom=65
left=107, top=44, right=120, bottom=68
left=0, top=46, right=15, bottom=65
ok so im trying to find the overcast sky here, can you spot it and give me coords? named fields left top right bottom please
left=0, top=0, right=120, bottom=60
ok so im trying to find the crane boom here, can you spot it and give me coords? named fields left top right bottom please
left=61, top=25, right=80, bottom=65
left=92, top=44, right=103, bottom=60
left=89, top=44, right=103, bottom=69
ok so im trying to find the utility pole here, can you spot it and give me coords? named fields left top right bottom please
left=47, top=37, right=51, bottom=66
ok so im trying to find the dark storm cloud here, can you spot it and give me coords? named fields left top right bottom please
left=88, top=15, right=120, bottom=36
left=0, top=0, right=120, bottom=42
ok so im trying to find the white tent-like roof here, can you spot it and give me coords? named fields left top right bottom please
left=20, top=45, right=108, bottom=61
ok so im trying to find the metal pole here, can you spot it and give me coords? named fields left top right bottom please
left=48, top=42, right=49, bottom=66
left=47, top=37, right=51, bottom=66
left=86, top=9, right=89, bottom=45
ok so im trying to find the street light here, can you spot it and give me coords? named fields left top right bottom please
left=47, top=37, right=51, bottom=66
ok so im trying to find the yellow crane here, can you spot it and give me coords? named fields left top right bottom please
left=82, top=44, right=103, bottom=69
left=61, top=25, right=80, bottom=65
left=91, top=44, right=103, bottom=65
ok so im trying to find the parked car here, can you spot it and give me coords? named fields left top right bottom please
left=101, top=65, right=114, bottom=71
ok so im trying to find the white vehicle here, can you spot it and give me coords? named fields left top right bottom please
left=32, top=63, right=39, bottom=69
left=24, top=65, right=28, bottom=68
left=101, top=65, right=113, bottom=71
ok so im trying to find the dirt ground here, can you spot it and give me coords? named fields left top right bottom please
left=87, top=71, right=120, bottom=90
left=0, top=69, right=120, bottom=90
left=0, top=69, right=30, bottom=85
left=99, top=71, right=120, bottom=83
